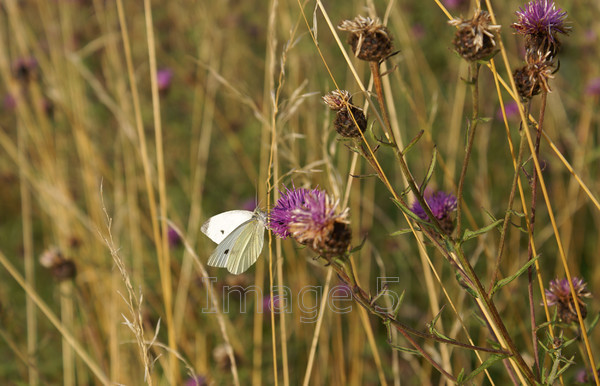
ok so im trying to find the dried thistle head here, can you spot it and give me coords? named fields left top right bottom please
left=333, top=106, right=367, bottom=138
left=322, top=90, right=353, bottom=111
left=12, top=56, right=38, bottom=82
left=449, top=10, right=501, bottom=61
left=323, top=90, right=367, bottom=138
left=39, top=247, right=77, bottom=281
left=545, top=277, right=591, bottom=323
left=338, top=16, right=394, bottom=62
left=513, top=50, right=555, bottom=99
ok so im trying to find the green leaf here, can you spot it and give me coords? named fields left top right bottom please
left=392, top=290, right=405, bottom=318
left=387, top=343, right=422, bottom=356
left=456, top=271, right=479, bottom=299
left=507, top=209, right=527, bottom=218
left=491, top=255, right=540, bottom=296
left=461, top=354, right=508, bottom=383
left=374, top=133, right=396, bottom=147
left=390, top=228, right=415, bottom=236
left=420, top=147, right=438, bottom=193
left=427, top=306, right=451, bottom=340
left=586, top=312, right=600, bottom=335
left=402, top=130, right=424, bottom=155
left=461, top=219, right=503, bottom=242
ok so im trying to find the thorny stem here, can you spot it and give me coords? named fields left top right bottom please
left=456, top=62, right=480, bottom=236
left=527, top=91, right=547, bottom=381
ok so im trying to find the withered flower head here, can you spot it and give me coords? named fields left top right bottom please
left=338, top=16, right=393, bottom=62
left=545, top=277, right=591, bottom=323
left=449, top=10, right=501, bottom=62
left=322, top=90, right=353, bottom=111
left=270, top=186, right=351, bottom=258
left=12, top=56, right=38, bottom=82
left=39, top=247, right=77, bottom=281
left=323, top=90, right=366, bottom=138
left=513, top=50, right=555, bottom=99
left=512, top=0, right=570, bottom=57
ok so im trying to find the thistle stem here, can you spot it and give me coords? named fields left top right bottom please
left=453, top=248, right=536, bottom=384
left=526, top=90, right=547, bottom=381
left=456, top=62, right=480, bottom=236
left=489, top=107, right=530, bottom=292
left=368, top=61, right=445, bottom=235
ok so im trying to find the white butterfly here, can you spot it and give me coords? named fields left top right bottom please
left=201, top=209, right=267, bottom=275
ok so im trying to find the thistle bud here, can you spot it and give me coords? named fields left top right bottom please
left=323, top=90, right=367, bottom=138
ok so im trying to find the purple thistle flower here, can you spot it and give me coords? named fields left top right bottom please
left=167, top=226, right=181, bottom=248
left=512, top=0, right=570, bottom=38
left=442, top=0, right=466, bottom=10
left=545, top=277, right=591, bottom=323
left=156, top=68, right=173, bottom=92
left=185, top=375, right=207, bottom=386
left=411, top=191, right=457, bottom=221
left=262, top=295, right=282, bottom=313
left=411, top=191, right=457, bottom=235
left=269, top=186, right=351, bottom=257
left=269, top=186, right=314, bottom=238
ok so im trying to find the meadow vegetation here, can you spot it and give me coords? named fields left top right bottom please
left=1, top=0, right=599, bottom=384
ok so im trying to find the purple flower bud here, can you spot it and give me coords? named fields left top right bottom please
left=167, top=226, right=181, bottom=248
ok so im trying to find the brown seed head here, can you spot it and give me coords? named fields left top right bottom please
left=449, top=10, right=501, bottom=61
left=338, top=16, right=393, bottom=62
left=513, top=51, right=555, bottom=99
left=39, top=247, right=77, bottom=281
left=334, top=106, right=367, bottom=138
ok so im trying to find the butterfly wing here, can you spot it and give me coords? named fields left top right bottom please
left=201, top=210, right=254, bottom=243
left=226, top=218, right=266, bottom=275
left=207, top=218, right=252, bottom=268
